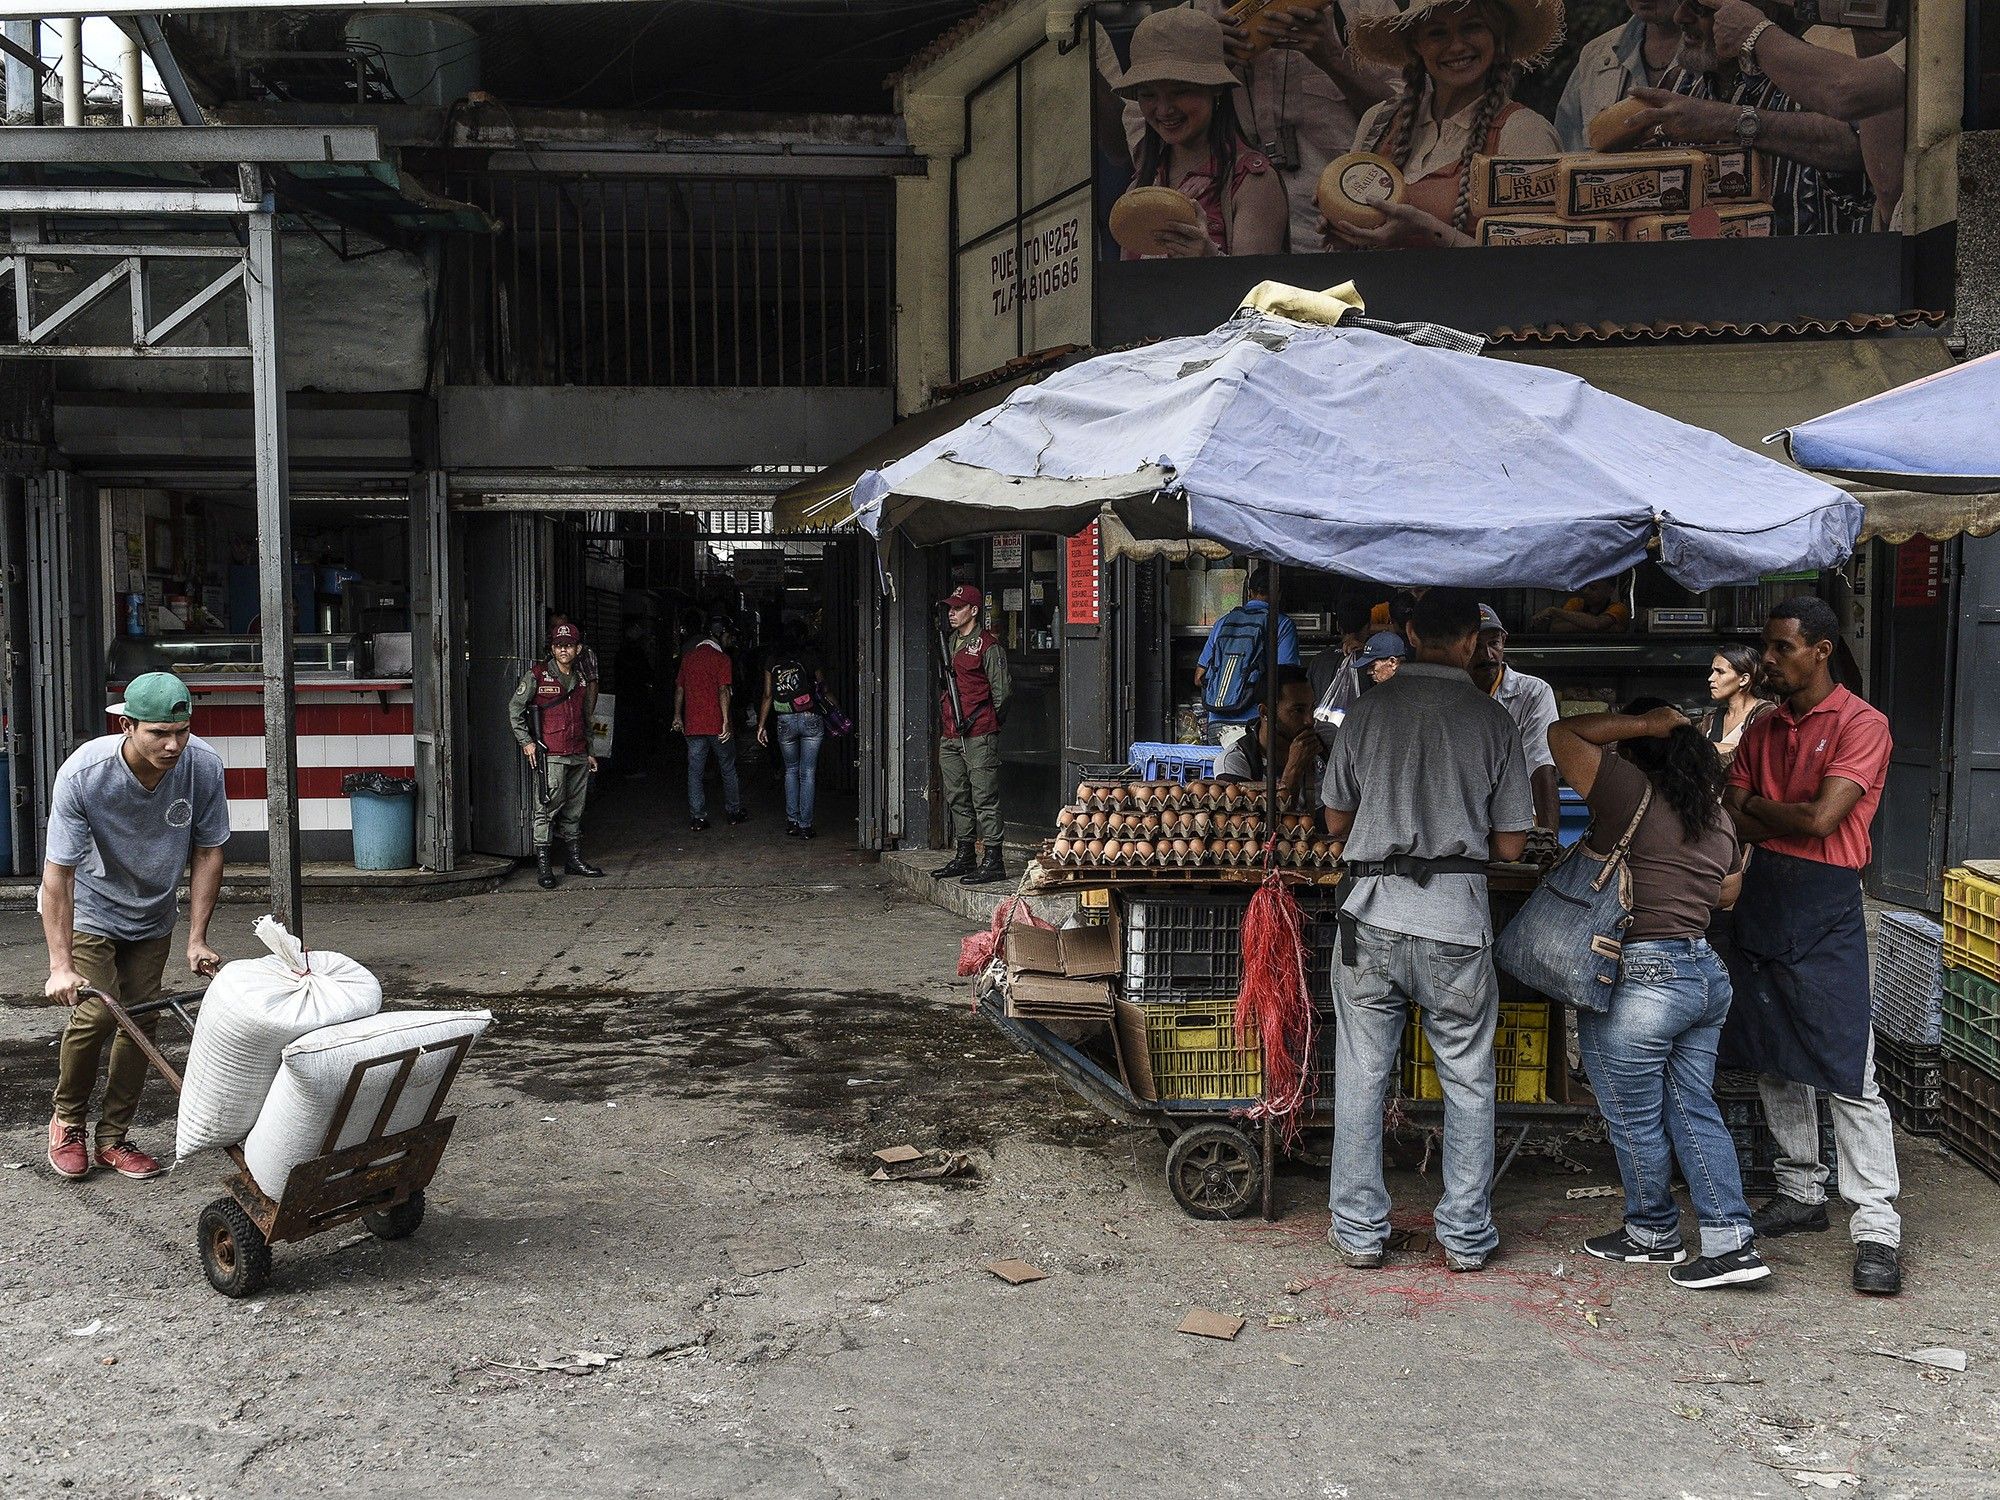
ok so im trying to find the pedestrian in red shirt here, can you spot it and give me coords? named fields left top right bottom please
left=1720, top=595, right=1901, bottom=1296
left=673, top=616, right=746, bottom=832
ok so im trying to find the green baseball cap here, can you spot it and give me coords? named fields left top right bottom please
left=111, top=671, right=193, bottom=725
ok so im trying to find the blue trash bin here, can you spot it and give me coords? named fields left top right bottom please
left=344, top=774, right=416, bottom=870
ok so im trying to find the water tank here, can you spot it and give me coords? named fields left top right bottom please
left=344, top=14, right=482, bottom=107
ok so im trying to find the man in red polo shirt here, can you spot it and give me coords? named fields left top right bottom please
left=673, top=615, right=746, bottom=833
left=1721, top=595, right=1900, bottom=1296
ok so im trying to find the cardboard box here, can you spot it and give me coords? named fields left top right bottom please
left=1477, top=214, right=1620, bottom=247
left=1002, top=906, right=1121, bottom=979
left=1555, top=150, right=1706, bottom=219
left=1469, top=155, right=1561, bottom=217
left=1624, top=202, right=1775, bottom=241
left=1003, top=971, right=1114, bottom=1021
left=1696, top=145, right=1769, bottom=204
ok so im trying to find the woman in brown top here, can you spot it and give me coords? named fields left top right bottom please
left=1547, top=699, right=1768, bottom=1290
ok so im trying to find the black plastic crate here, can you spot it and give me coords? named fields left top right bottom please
left=1942, top=1055, right=2000, bottom=1185
left=1121, top=892, right=1343, bottom=1004
left=1714, top=1072, right=1838, bottom=1195
left=1874, top=1033, right=1944, bottom=1136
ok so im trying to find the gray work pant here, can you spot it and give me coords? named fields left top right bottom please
left=939, top=732, right=1002, bottom=845
left=1759, top=1028, right=1903, bottom=1247
left=1331, top=919, right=1500, bottom=1261
left=533, top=755, right=590, bottom=844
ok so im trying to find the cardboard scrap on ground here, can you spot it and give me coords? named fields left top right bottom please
left=1177, top=1308, right=1245, bottom=1341
left=1564, top=1185, right=1620, bottom=1200
left=985, top=1258, right=1048, bottom=1285
left=872, top=1144, right=924, bottom=1165
left=1871, top=1346, right=1968, bottom=1373
left=870, top=1150, right=975, bottom=1183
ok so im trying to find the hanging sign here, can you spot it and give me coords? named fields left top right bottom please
left=1065, top=522, right=1101, bottom=627
left=991, top=533, right=1023, bottom=569
left=1894, top=538, right=1943, bottom=607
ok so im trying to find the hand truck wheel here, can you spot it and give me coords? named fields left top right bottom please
left=364, top=1189, right=426, bottom=1241
left=1165, top=1122, right=1262, bottom=1220
left=197, top=1197, right=271, bottom=1298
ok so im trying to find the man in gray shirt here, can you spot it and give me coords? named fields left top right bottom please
left=42, top=672, right=229, bottom=1181
left=1320, top=590, right=1534, bottom=1272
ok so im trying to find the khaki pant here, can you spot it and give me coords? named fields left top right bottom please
left=939, top=732, right=1002, bottom=845
left=533, top=754, right=591, bottom=844
left=52, top=931, right=173, bottom=1148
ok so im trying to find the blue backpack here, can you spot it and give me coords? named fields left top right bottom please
left=1201, top=607, right=1267, bottom=717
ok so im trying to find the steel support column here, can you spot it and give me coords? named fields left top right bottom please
left=409, top=469, right=458, bottom=872
left=246, top=198, right=303, bottom=934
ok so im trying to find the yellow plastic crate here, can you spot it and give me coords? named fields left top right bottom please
left=1945, top=868, right=2000, bottom=983
left=1403, top=1000, right=1551, bottom=1104
left=1143, top=1003, right=1263, bottom=1101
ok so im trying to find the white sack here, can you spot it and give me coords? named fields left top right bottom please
left=241, top=1008, right=491, bottom=1200
left=175, top=916, right=383, bottom=1159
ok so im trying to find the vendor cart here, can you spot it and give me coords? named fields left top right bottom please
left=92, top=986, right=471, bottom=1297
left=985, top=865, right=1602, bottom=1220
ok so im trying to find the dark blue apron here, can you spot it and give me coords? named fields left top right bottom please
left=1714, top=849, right=1870, bottom=1098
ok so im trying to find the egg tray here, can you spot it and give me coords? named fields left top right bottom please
left=1049, top=780, right=1336, bottom=872
left=1025, top=860, right=1341, bottom=892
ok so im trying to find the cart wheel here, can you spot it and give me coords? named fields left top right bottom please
left=197, top=1198, right=271, bottom=1298
left=1165, top=1123, right=1262, bottom=1220
left=1155, top=1126, right=1182, bottom=1147
left=364, top=1190, right=426, bottom=1241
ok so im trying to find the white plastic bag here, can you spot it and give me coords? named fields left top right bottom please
left=175, top=917, right=383, bottom=1159
left=241, top=1009, right=490, bottom=1200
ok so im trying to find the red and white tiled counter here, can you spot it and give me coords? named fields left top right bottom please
left=108, top=677, right=415, bottom=859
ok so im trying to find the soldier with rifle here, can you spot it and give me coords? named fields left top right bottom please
left=509, top=621, right=604, bottom=890
left=934, top=584, right=1011, bottom=886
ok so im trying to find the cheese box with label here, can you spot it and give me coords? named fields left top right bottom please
left=1696, top=145, right=1770, bottom=203
left=1624, top=203, right=1775, bottom=241
left=1554, top=150, right=1707, bottom=219
left=1469, top=155, right=1560, bottom=217
left=1477, top=215, right=1620, bottom=246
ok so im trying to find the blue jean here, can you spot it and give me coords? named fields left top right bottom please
left=776, top=712, right=824, bottom=829
left=1575, top=938, right=1753, bottom=1259
left=1331, top=919, right=1500, bottom=1261
left=686, top=733, right=741, bottom=820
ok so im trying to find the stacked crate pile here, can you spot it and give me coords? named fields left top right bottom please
left=1941, top=868, right=2000, bottom=1181
left=1872, top=911, right=1945, bottom=1136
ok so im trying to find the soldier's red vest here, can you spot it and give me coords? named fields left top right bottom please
left=940, top=629, right=1000, bottom=738
left=531, top=662, right=589, bottom=754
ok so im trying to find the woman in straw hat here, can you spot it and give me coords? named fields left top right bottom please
left=1118, top=6, right=1287, bottom=257
left=1325, top=0, right=1563, bottom=249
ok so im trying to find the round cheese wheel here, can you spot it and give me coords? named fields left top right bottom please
left=1108, top=186, right=1204, bottom=255
left=1586, top=95, right=1654, bottom=153
left=1315, top=152, right=1405, bottom=231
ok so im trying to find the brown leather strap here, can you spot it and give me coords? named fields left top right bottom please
left=1590, top=785, right=1652, bottom=894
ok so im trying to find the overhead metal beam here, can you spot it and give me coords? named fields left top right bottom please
left=0, top=187, right=250, bottom=214
left=120, top=16, right=205, bottom=126
left=0, top=25, right=48, bottom=78
left=478, top=149, right=920, bottom=179
left=0, top=124, right=378, bottom=164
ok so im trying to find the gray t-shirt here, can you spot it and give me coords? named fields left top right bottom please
left=44, top=733, right=230, bottom=941
left=1321, top=662, right=1535, bottom=944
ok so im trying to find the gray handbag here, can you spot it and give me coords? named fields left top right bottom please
left=1493, top=787, right=1651, bottom=1014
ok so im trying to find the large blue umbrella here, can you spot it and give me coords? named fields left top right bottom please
left=855, top=310, right=1862, bottom=591
left=1780, top=348, right=2000, bottom=494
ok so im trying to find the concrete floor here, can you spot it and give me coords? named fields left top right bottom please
left=2, top=760, right=1998, bottom=1499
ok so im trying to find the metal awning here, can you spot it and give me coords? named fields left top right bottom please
left=771, top=362, right=1076, bottom=532
left=1493, top=336, right=1991, bottom=543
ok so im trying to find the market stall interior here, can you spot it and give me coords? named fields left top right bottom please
left=858, top=285, right=1864, bottom=1219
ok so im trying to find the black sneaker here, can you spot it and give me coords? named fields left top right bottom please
left=1749, top=1194, right=1830, bottom=1239
left=1669, top=1247, right=1772, bottom=1289
left=1584, top=1229, right=1686, bottom=1265
left=1853, top=1241, right=1903, bottom=1296
left=785, top=821, right=800, bottom=837
left=690, top=817, right=710, bottom=832
left=801, top=826, right=816, bottom=840
left=727, top=809, right=749, bottom=826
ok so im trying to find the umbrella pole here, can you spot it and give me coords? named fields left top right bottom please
left=1261, top=562, right=1280, bottom=1222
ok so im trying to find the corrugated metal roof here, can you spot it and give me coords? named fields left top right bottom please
left=1487, top=309, right=1949, bottom=345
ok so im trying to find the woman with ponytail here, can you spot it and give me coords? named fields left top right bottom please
left=1545, top=698, right=1770, bottom=1291
left=1328, top=0, right=1563, bottom=249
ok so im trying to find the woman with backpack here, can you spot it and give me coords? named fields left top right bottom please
left=1544, top=699, right=1768, bottom=1290
left=758, top=629, right=827, bottom=839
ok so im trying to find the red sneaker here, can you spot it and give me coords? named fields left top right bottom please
left=47, top=1119, right=90, bottom=1179
left=95, top=1140, right=165, bottom=1180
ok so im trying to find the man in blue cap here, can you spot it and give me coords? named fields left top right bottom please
left=42, top=672, right=229, bottom=1181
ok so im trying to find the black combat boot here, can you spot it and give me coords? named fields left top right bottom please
left=935, top=840, right=976, bottom=879
left=563, top=838, right=605, bottom=878
left=960, top=845, right=1007, bottom=885
left=535, top=845, right=560, bottom=889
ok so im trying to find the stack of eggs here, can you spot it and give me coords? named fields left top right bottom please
left=1042, top=779, right=1341, bottom=872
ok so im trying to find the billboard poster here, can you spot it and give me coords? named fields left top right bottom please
left=1090, top=0, right=1906, bottom=260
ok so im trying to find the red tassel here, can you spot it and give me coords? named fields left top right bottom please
left=1234, top=868, right=1316, bottom=1146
